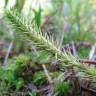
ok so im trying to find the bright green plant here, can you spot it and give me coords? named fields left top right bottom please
left=33, top=8, right=42, bottom=28
left=13, top=0, right=26, bottom=12
left=52, top=80, right=71, bottom=96
left=31, top=90, right=38, bottom=96
left=4, top=9, right=96, bottom=79
left=0, top=54, right=30, bottom=95
left=34, top=50, right=51, bottom=63
left=32, top=71, right=46, bottom=85
left=77, top=46, right=90, bottom=58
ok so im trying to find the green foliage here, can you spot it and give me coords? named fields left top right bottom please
left=31, top=90, right=38, bottom=96
left=32, top=71, right=46, bottom=85
left=64, top=31, right=95, bottom=43
left=77, top=46, right=90, bottom=58
left=0, top=19, right=12, bottom=40
left=0, top=81, right=10, bottom=96
left=14, top=78, right=24, bottom=90
left=63, top=0, right=95, bottom=43
left=4, top=9, right=96, bottom=79
left=33, top=8, right=42, bottom=28
left=53, top=80, right=71, bottom=96
left=32, top=70, right=60, bottom=86
left=91, top=78, right=96, bottom=87
left=13, top=0, right=26, bottom=12
left=0, top=54, right=30, bottom=95
left=35, top=51, right=51, bottom=63
left=10, top=54, right=30, bottom=67
left=0, top=1, right=96, bottom=95
left=51, top=72, right=60, bottom=79
left=5, top=0, right=9, bottom=7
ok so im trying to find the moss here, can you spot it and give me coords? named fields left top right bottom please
left=77, top=46, right=90, bottom=58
